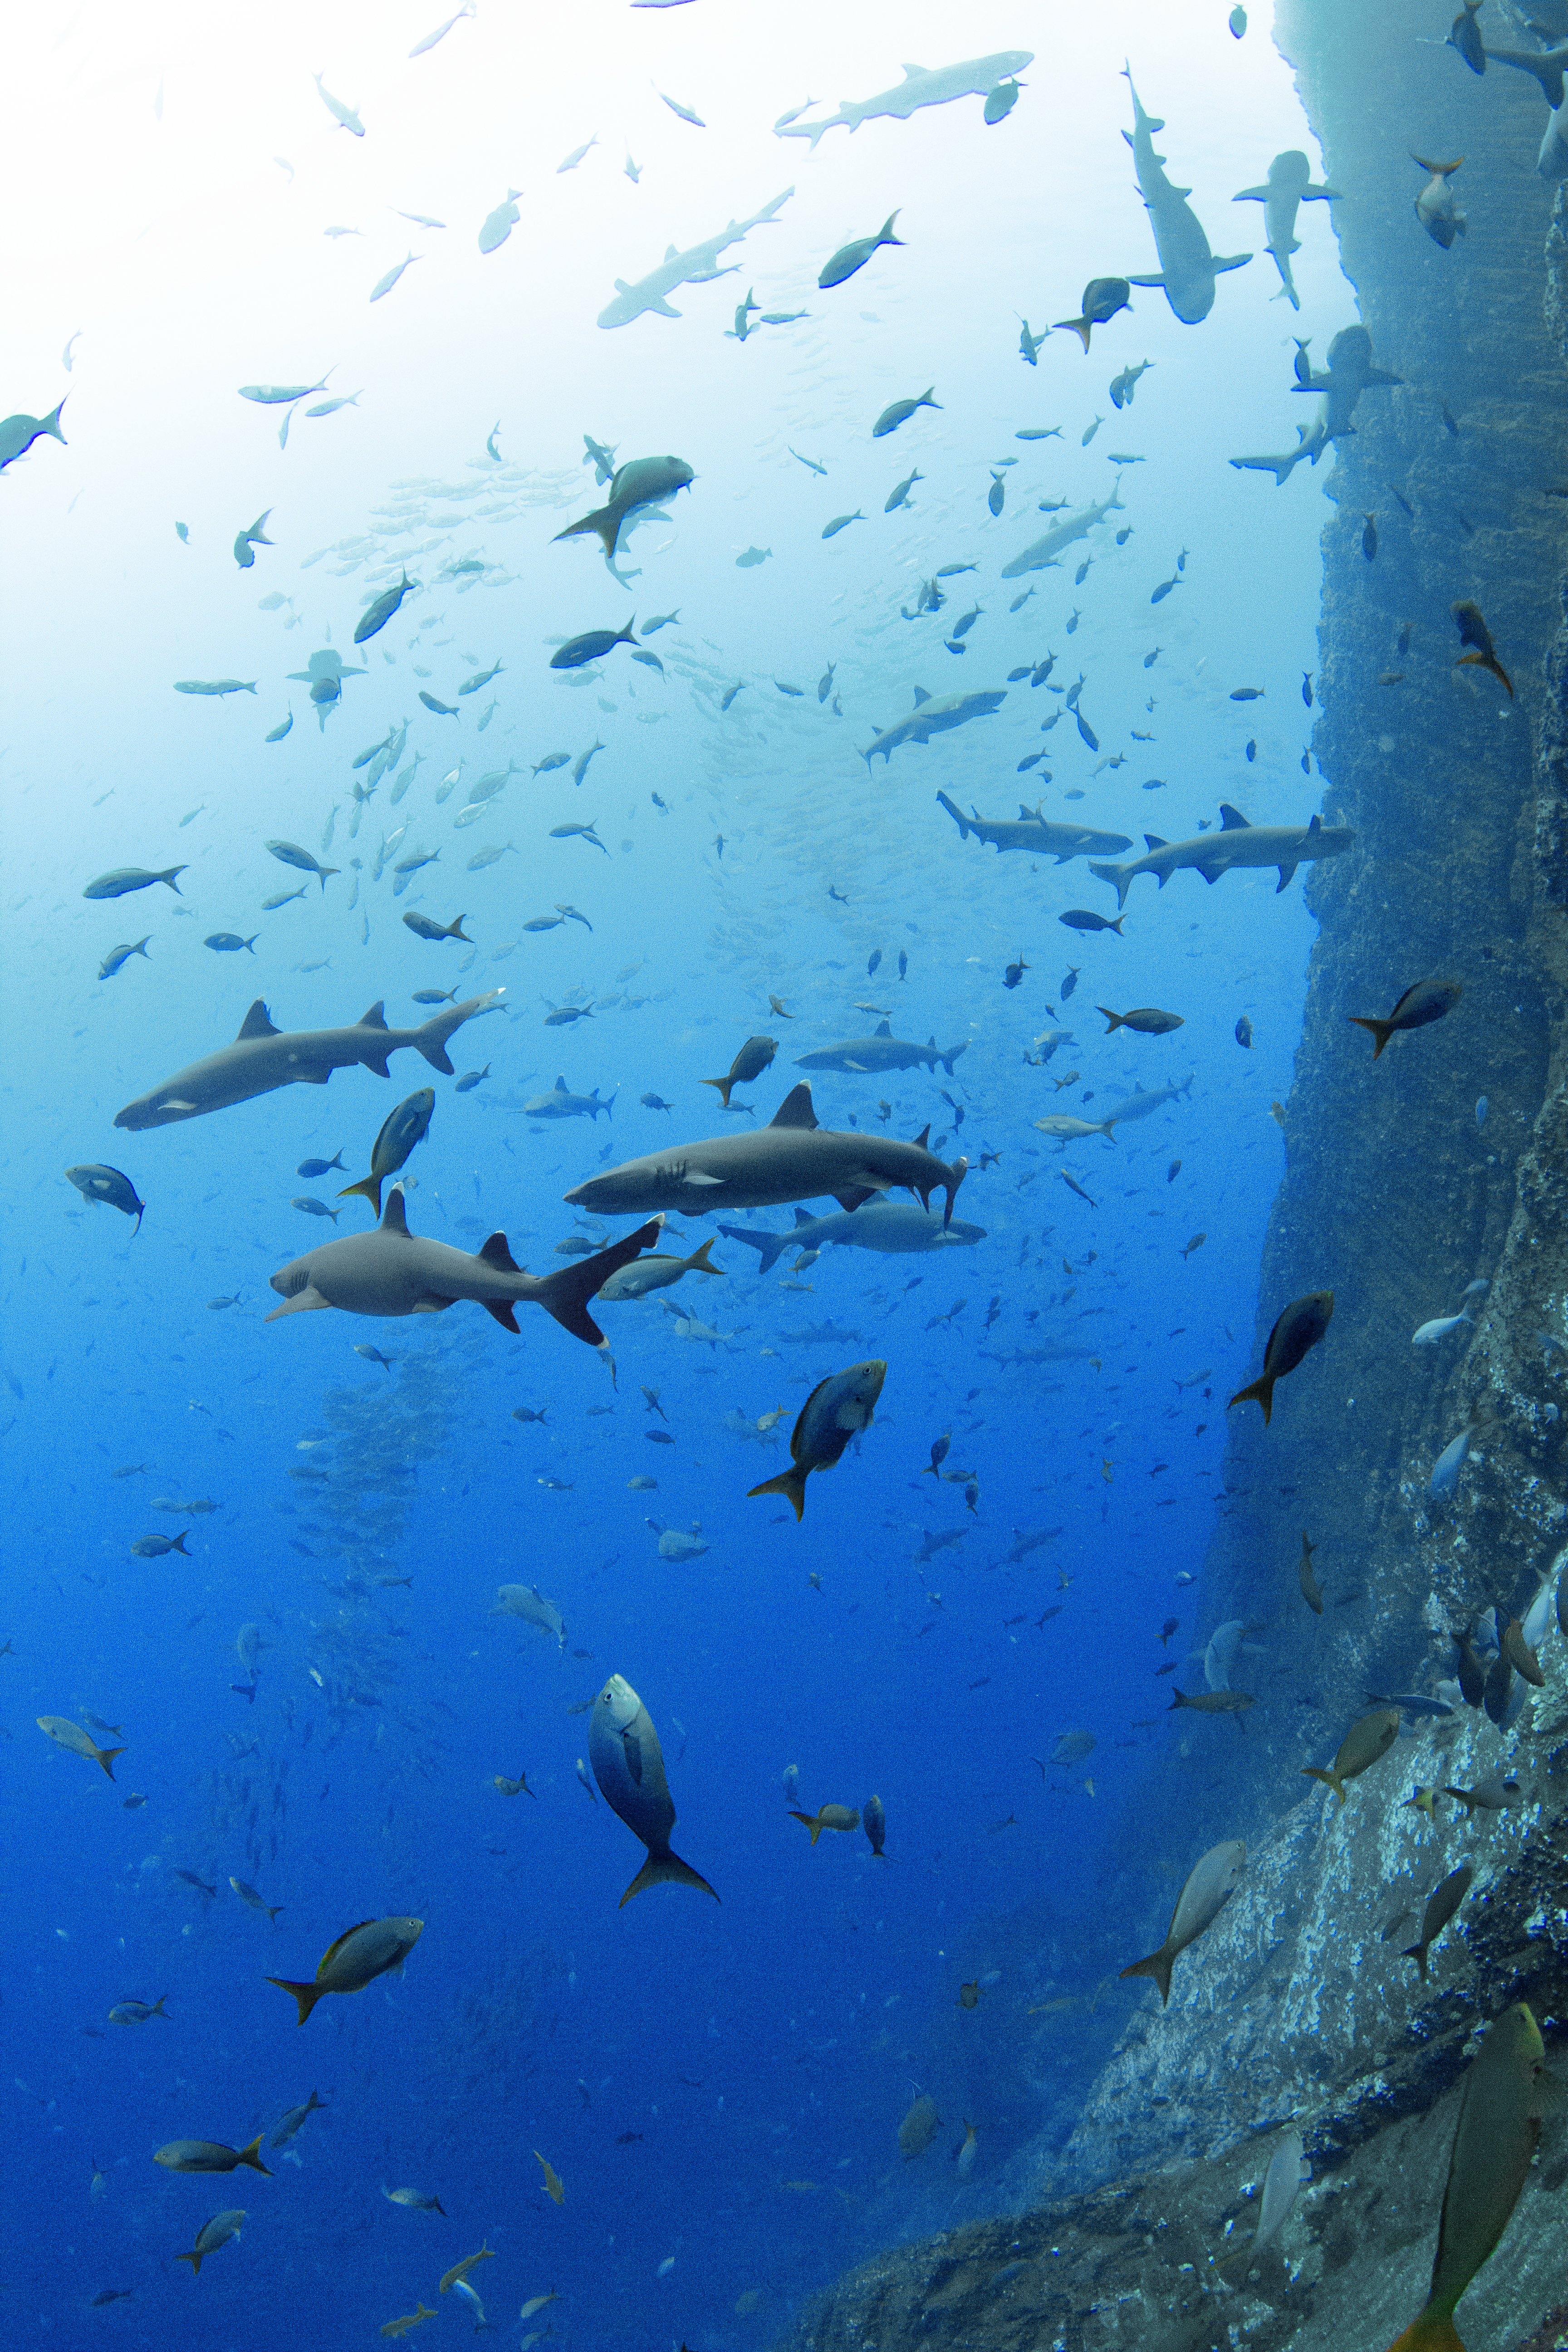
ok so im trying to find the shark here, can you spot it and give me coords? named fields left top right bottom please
left=861, top=686, right=1005, bottom=768
left=937, top=791, right=1132, bottom=862
left=1122, top=70, right=1250, bottom=323
left=1102, top=1076, right=1195, bottom=1124
left=564, top=1083, right=968, bottom=1225
left=794, top=1022, right=968, bottom=1077
left=999, top=484, right=1124, bottom=580
left=1088, top=805, right=1354, bottom=907
left=1232, top=150, right=1340, bottom=310
left=114, top=993, right=503, bottom=1131
left=268, top=1188, right=661, bottom=1350
left=1230, top=324, right=1401, bottom=483
left=598, top=188, right=794, bottom=327
left=719, top=1200, right=986, bottom=1274
left=776, top=51, right=1034, bottom=146
left=517, top=1077, right=614, bottom=1120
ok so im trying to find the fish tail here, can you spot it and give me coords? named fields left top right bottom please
left=1455, top=649, right=1513, bottom=697
left=1058, top=317, right=1093, bottom=352
left=880, top=210, right=903, bottom=244
left=685, top=1236, right=719, bottom=1273
left=1302, top=1767, right=1346, bottom=1804
left=1348, top=1014, right=1395, bottom=1058
left=1384, top=2312, right=1466, bottom=2352
left=1088, top=861, right=1130, bottom=905
left=1401, top=1942, right=1431, bottom=1983
left=619, top=1846, right=720, bottom=1906
left=535, top=1219, right=664, bottom=1347
left=266, top=1975, right=325, bottom=2024
left=238, top=2135, right=273, bottom=2174
left=315, top=866, right=339, bottom=889
left=1096, top=1006, right=1124, bottom=1034
left=1226, top=1373, right=1276, bottom=1422
left=789, top=1809, right=824, bottom=1842
left=172, top=1531, right=191, bottom=1555
left=943, top=1156, right=968, bottom=1228
left=43, top=397, right=68, bottom=441
left=176, top=2250, right=202, bottom=2274
left=1118, top=1948, right=1174, bottom=2005
left=94, top=1744, right=127, bottom=1780
left=338, top=1175, right=383, bottom=1214
left=701, top=1076, right=735, bottom=1107
left=748, top=1468, right=808, bottom=1519
left=553, top=506, right=617, bottom=554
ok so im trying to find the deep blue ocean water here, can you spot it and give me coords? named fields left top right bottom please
left=1, top=3, right=1352, bottom=2341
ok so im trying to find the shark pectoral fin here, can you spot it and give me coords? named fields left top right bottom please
left=1126, top=271, right=1167, bottom=287
left=650, top=295, right=681, bottom=318
left=682, top=1170, right=725, bottom=1186
left=482, top=1300, right=521, bottom=1332
left=298, top=1069, right=333, bottom=1083
left=843, top=1060, right=870, bottom=1073
left=1213, top=252, right=1253, bottom=270
left=1194, top=863, right=1225, bottom=883
left=1275, top=862, right=1298, bottom=892
left=1233, top=184, right=1270, bottom=201
left=834, top=1187, right=877, bottom=1213
left=265, top=1285, right=332, bottom=1321
left=411, top=1294, right=456, bottom=1313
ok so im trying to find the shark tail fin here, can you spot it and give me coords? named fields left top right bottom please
left=266, top=1975, right=327, bottom=2025
left=338, top=1175, right=383, bottom=1214
left=1117, top=1947, right=1174, bottom=2005
left=535, top=1219, right=663, bottom=1347
left=412, top=991, right=496, bottom=1075
left=1088, top=859, right=1132, bottom=907
left=748, top=1468, right=807, bottom=1519
left=718, top=1224, right=789, bottom=1273
left=1348, top=1014, right=1396, bottom=1058
left=937, top=789, right=972, bottom=838
left=619, top=1847, right=720, bottom=1906
left=1227, top=1372, right=1278, bottom=1423
left=938, top=1040, right=968, bottom=1075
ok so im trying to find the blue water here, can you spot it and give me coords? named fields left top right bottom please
left=2, top=3, right=1350, bottom=2341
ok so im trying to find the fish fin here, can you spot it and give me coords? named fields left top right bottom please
left=1218, top=804, right=1250, bottom=828
left=769, top=1083, right=818, bottom=1130
left=477, top=1232, right=521, bottom=1274
left=381, top=1190, right=410, bottom=1233
left=1117, top=1948, right=1174, bottom=2005
left=1275, top=863, right=1298, bottom=892
left=834, top=1188, right=877, bottom=1213
left=685, top=1236, right=718, bottom=1272
left=1400, top=1943, right=1431, bottom=1983
left=1382, top=2317, right=1466, bottom=2352
left=748, top=1469, right=807, bottom=1519
left=535, top=1219, right=662, bottom=1347
left=237, top=1001, right=279, bottom=1041
left=482, top=1300, right=521, bottom=1332
left=1213, top=252, right=1252, bottom=270
left=1096, top=1007, right=1124, bottom=1034
left=1126, top=271, right=1167, bottom=288
left=266, top=1976, right=326, bottom=2025
left=265, top=1285, right=332, bottom=1321
left=1233, top=184, right=1270, bottom=200
left=1302, top=1767, right=1346, bottom=1804
left=337, top=1176, right=382, bottom=1213
left=177, top=2251, right=202, bottom=2274
left=239, top=2136, right=273, bottom=2174
left=793, top=1209, right=815, bottom=1226
left=1143, top=833, right=1168, bottom=850
left=1194, top=863, right=1226, bottom=883
left=618, top=1847, right=720, bottom=1906
left=357, top=1002, right=389, bottom=1029
left=701, top=1075, right=735, bottom=1105
left=875, top=1020, right=892, bottom=1035
left=911, top=686, right=931, bottom=705
left=1227, top=1373, right=1276, bottom=1422
left=1348, top=1015, right=1395, bottom=1058
left=912, top=1124, right=931, bottom=1149
left=93, top=1744, right=127, bottom=1780
left=1308, top=813, right=1322, bottom=835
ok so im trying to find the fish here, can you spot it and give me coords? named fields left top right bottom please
left=439, top=2248, right=495, bottom=2296
left=871, top=385, right=940, bottom=436
left=820, top=213, right=904, bottom=290
left=1122, top=73, right=1250, bottom=322
left=861, top=686, right=1005, bottom=766
left=565, top=1083, right=968, bottom=1227
left=239, top=377, right=331, bottom=406
left=534, top=2151, right=566, bottom=2205
left=108, top=1996, right=167, bottom=2022
left=1000, top=483, right=1125, bottom=579
left=338, top=1089, right=435, bottom=1216
left=898, top=2094, right=941, bottom=2158
left=588, top=1673, right=717, bottom=1904
left=522, top=1078, right=613, bottom=1121
left=1431, top=1425, right=1477, bottom=1499
left=0, top=399, right=68, bottom=472
left=789, top=1803, right=861, bottom=1843
left=155, top=2138, right=272, bottom=2176
left=1119, top=1840, right=1246, bottom=2004
left=747, top=1361, right=886, bottom=1520
left=384, top=2184, right=446, bottom=2213
left=783, top=50, right=1032, bottom=145
left=266, top=840, right=339, bottom=892
left=1232, top=151, right=1339, bottom=309
left=1402, top=1863, right=1474, bottom=1985
left=1059, top=908, right=1124, bottom=934
left=266, top=1916, right=424, bottom=2024
left=822, top=510, right=864, bottom=539
left=204, top=933, right=260, bottom=955
left=232, top=510, right=274, bottom=569
left=720, top=1201, right=983, bottom=1273
left=269, top=1190, right=663, bottom=1349
left=1232, top=322, right=1401, bottom=483
left=1097, top=1005, right=1183, bottom=1040
left=453, top=1065, right=489, bottom=1093
left=130, top=1532, right=189, bottom=1557
left=1412, top=153, right=1466, bottom=248
left=555, top=456, right=694, bottom=557
left=98, top=939, right=152, bottom=978
left=1109, top=358, right=1153, bottom=408
left=401, top=911, right=471, bottom=943
left=937, top=792, right=1132, bottom=862
left=176, top=2210, right=245, bottom=2274
left=598, top=1235, right=720, bottom=1303
left=1302, top=1706, right=1401, bottom=1805
left=1451, top=601, right=1513, bottom=697
left=1168, top=1687, right=1254, bottom=1715
left=37, top=1716, right=126, bottom=1777
left=1349, top=979, right=1462, bottom=1059
left=1089, top=804, right=1354, bottom=906
left=794, top=1021, right=967, bottom=1078
left=353, top=573, right=415, bottom=646
left=703, top=1035, right=778, bottom=1108
left=83, top=865, right=186, bottom=899
left=1053, top=278, right=1132, bottom=352
left=116, top=993, right=501, bottom=1131
left=269, top=2092, right=326, bottom=2147
left=65, top=1163, right=146, bottom=1232
left=1384, top=2004, right=1562, bottom=2351
left=551, top=621, right=637, bottom=670
left=381, top=2305, right=437, bottom=2338
left=493, top=1585, right=567, bottom=1647
left=1299, top=1530, right=1324, bottom=1615
left=1228, top=1291, right=1333, bottom=1423
left=1104, top=1078, right=1192, bottom=1123
left=313, top=71, right=363, bottom=134
left=1413, top=1308, right=1475, bottom=1346
left=599, top=188, right=794, bottom=328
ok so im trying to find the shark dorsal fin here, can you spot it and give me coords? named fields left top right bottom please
left=664, top=243, right=678, bottom=259
left=554, top=1076, right=569, bottom=1091
left=237, top=1001, right=279, bottom=1041
left=381, top=1188, right=410, bottom=1234
left=1144, top=834, right=1168, bottom=852
left=477, top=1231, right=520, bottom=1273
left=770, top=1083, right=818, bottom=1131
left=794, top=1207, right=815, bottom=1226
left=1308, top=812, right=1322, bottom=834
left=875, top=1020, right=892, bottom=1036
left=1219, top=804, right=1250, bottom=830
left=911, top=1124, right=931, bottom=1150
left=911, top=686, right=931, bottom=706
left=358, top=1002, right=390, bottom=1029
left=902, top=62, right=927, bottom=76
